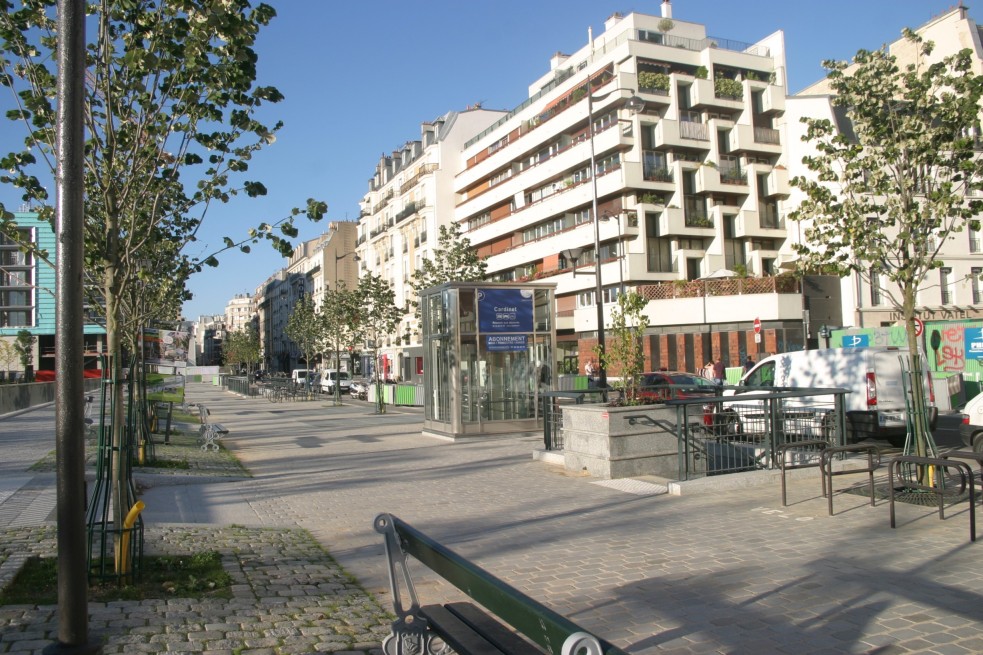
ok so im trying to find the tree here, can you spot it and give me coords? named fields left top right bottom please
left=0, top=0, right=325, bottom=573
left=408, top=223, right=487, bottom=328
left=13, top=329, right=35, bottom=376
left=595, top=291, right=649, bottom=405
left=223, top=326, right=260, bottom=375
left=356, top=273, right=404, bottom=413
left=0, top=339, right=17, bottom=377
left=283, top=295, right=321, bottom=388
left=320, top=284, right=361, bottom=405
left=790, top=30, right=983, bottom=457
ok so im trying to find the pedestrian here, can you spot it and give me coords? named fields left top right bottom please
left=585, top=358, right=597, bottom=387
left=744, top=356, right=755, bottom=373
left=702, top=361, right=714, bottom=380
left=712, top=357, right=725, bottom=386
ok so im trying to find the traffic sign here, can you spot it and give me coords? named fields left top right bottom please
left=913, top=317, right=924, bottom=337
left=753, top=317, right=761, bottom=334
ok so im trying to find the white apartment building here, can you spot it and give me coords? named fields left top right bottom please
left=786, top=5, right=983, bottom=332
left=252, top=222, right=359, bottom=373
left=224, top=293, right=254, bottom=333
left=453, top=3, right=803, bottom=373
left=355, top=108, right=506, bottom=381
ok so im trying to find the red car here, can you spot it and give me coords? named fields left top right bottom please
left=637, top=371, right=718, bottom=402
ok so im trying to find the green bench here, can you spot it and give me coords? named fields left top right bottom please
left=374, top=513, right=629, bottom=655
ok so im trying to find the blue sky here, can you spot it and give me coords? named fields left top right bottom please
left=0, top=1, right=962, bottom=320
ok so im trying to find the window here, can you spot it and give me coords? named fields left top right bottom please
left=577, top=289, right=595, bottom=308
left=940, top=267, right=953, bottom=304
left=973, top=267, right=982, bottom=304
left=0, top=228, right=33, bottom=327
left=523, top=216, right=567, bottom=243
left=971, top=228, right=981, bottom=254
left=646, top=211, right=673, bottom=273
left=870, top=268, right=882, bottom=306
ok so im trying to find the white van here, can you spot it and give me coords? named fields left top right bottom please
left=320, top=369, right=352, bottom=394
left=291, top=369, right=316, bottom=388
left=729, top=347, right=936, bottom=444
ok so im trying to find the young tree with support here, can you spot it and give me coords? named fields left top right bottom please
left=791, top=30, right=983, bottom=459
left=320, top=283, right=360, bottom=406
left=284, top=295, right=322, bottom=391
left=356, top=273, right=403, bottom=414
left=0, top=0, right=326, bottom=579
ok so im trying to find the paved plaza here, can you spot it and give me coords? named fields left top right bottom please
left=2, top=382, right=983, bottom=654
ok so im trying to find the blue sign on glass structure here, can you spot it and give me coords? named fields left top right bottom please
left=485, top=335, right=528, bottom=352
left=841, top=334, right=870, bottom=348
left=966, top=327, right=983, bottom=361
left=477, top=288, right=534, bottom=333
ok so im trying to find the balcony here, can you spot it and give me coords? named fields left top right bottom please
left=637, top=276, right=802, bottom=326
left=658, top=205, right=715, bottom=236
left=754, top=82, right=785, bottom=115
left=762, top=166, right=790, bottom=197
left=728, top=123, right=782, bottom=155
left=690, top=78, right=744, bottom=111
left=679, top=111, right=710, bottom=141
left=718, top=155, right=747, bottom=186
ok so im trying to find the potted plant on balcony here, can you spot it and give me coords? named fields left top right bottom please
left=695, top=66, right=708, bottom=80
left=714, top=76, right=743, bottom=100
left=638, top=71, right=670, bottom=93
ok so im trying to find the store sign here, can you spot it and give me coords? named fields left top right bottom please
left=477, top=288, right=534, bottom=333
left=485, top=335, right=528, bottom=352
left=966, top=327, right=983, bottom=360
left=841, top=334, right=870, bottom=348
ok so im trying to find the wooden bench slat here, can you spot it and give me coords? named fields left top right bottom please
left=420, top=604, right=504, bottom=655
left=444, top=602, right=544, bottom=655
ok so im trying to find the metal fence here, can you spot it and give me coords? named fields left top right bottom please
left=550, top=386, right=849, bottom=478
left=666, top=388, right=849, bottom=479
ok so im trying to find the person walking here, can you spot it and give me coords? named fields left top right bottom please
left=712, top=357, right=725, bottom=386
left=702, top=361, right=715, bottom=380
left=743, top=356, right=755, bottom=373
left=585, top=358, right=597, bottom=388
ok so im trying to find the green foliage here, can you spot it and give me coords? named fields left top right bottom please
left=596, top=291, right=649, bottom=405
left=638, top=71, right=670, bottom=92
left=0, top=339, right=17, bottom=372
left=356, top=273, right=403, bottom=413
left=0, top=552, right=232, bottom=604
left=223, top=326, right=261, bottom=373
left=714, top=77, right=743, bottom=99
left=695, top=66, right=708, bottom=80
left=284, top=296, right=322, bottom=372
left=0, top=0, right=326, bottom=369
left=658, top=18, right=675, bottom=33
left=408, top=224, right=487, bottom=325
left=13, top=329, right=34, bottom=370
left=790, top=30, right=983, bottom=453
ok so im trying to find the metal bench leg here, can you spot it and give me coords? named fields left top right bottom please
left=375, top=514, right=442, bottom=655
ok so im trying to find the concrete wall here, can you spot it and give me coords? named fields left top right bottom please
left=0, top=380, right=102, bottom=416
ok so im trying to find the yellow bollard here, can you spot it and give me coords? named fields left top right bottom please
left=116, top=500, right=146, bottom=578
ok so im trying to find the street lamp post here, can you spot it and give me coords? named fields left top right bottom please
left=583, top=84, right=644, bottom=389
left=333, top=251, right=359, bottom=405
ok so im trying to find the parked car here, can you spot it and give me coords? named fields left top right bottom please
left=320, top=369, right=352, bottom=394
left=637, top=371, right=718, bottom=402
left=349, top=378, right=369, bottom=400
left=727, top=347, right=937, bottom=444
left=960, top=392, right=983, bottom=451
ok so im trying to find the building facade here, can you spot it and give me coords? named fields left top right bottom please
left=224, top=293, right=254, bottom=334
left=355, top=108, right=506, bottom=381
left=453, top=5, right=801, bottom=374
left=786, top=5, right=983, bottom=333
left=1, top=211, right=106, bottom=377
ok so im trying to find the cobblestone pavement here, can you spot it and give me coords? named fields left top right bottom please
left=3, top=385, right=983, bottom=654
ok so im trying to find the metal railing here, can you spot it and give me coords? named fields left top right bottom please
left=666, top=388, right=849, bottom=480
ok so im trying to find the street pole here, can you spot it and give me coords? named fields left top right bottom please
left=587, top=86, right=607, bottom=390
left=50, top=0, right=101, bottom=653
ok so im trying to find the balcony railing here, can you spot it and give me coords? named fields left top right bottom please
left=753, top=126, right=781, bottom=145
left=970, top=238, right=981, bottom=253
left=759, top=205, right=783, bottom=229
left=679, top=113, right=709, bottom=141
left=684, top=198, right=712, bottom=228
left=718, top=156, right=745, bottom=185
left=639, top=275, right=800, bottom=301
